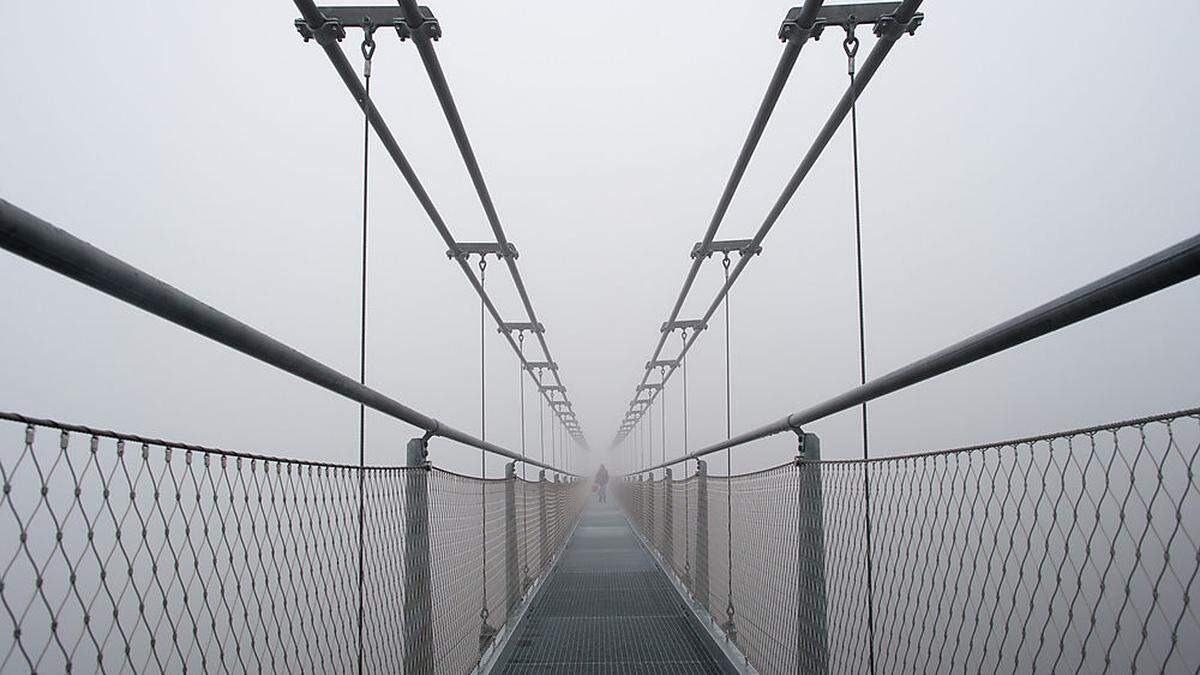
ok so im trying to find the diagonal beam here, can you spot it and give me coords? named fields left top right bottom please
left=292, top=0, right=584, bottom=448
left=616, top=0, right=921, bottom=447
left=617, top=0, right=827, bottom=445
left=396, top=0, right=582, bottom=448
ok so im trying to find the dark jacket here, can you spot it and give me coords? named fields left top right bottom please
left=595, top=466, right=609, bottom=485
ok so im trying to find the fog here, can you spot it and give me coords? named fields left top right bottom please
left=2, top=0, right=1198, bottom=477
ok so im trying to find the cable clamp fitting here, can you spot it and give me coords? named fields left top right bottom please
left=447, top=242, right=519, bottom=261
left=394, top=8, right=442, bottom=42
left=873, top=12, right=923, bottom=40
left=498, top=321, right=545, bottom=335
left=778, top=7, right=825, bottom=43
left=295, top=18, right=346, bottom=45
left=661, top=319, right=707, bottom=333
left=690, top=239, right=762, bottom=260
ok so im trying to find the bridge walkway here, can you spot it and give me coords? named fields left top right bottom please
left=493, top=498, right=735, bottom=674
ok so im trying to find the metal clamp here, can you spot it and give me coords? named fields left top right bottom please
left=661, top=319, right=707, bottom=333
left=447, top=241, right=519, bottom=261
left=498, top=321, right=544, bottom=335
left=394, top=5, right=442, bottom=42
left=690, top=239, right=762, bottom=260
left=779, top=3, right=923, bottom=43
left=777, top=5, right=824, bottom=42
left=295, top=18, right=347, bottom=44
left=873, top=12, right=923, bottom=39
left=792, top=429, right=821, bottom=464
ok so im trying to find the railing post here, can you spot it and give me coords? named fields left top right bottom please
left=553, top=474, right=561, bottom=543
left=662, top=468, right=674, bottom=567
left=647, top=471, right=657, bottom=541
left=632, top=474, right=640, bottom=530
left=403, top=437, right=434, bottom=673
left=538, top=469, right=549, bottom=568
left=695, top=459, right=709, bottom=610
left=504, top=461, right=520, bottom=617
left=795, top=432, right=829, bottom=674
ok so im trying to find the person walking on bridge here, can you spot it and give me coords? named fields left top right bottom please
left=594, top=464, right=610, bottom=503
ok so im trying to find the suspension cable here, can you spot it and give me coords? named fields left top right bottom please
left=519, top=337, right=525, bottom=458
left=722, top=253, right=736, bottom=633
left=648, top=394, right=654, bottom=477
left=845, top=24, right=877, bottom=675
left=356, top=27, right=375, bottom=675
left=660, top=365, right=668, bottom=466
left=723, top=254, right=732, bottom=446
left=478, top=255, right=491, bottom=633
left=640, top=409, right=646, bottom=471
left=538, top=370, right=545, bottom=464
left=633, top=412, right=639, bottom=472
left=681, top=328, right=691, bottom=582
left=518, top=333, right=529, bottom=584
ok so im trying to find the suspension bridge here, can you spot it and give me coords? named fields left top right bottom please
left=2, top=0, right=1199, bottom=673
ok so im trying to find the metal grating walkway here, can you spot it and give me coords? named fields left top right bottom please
left=493, top=499, right=734, bottom=674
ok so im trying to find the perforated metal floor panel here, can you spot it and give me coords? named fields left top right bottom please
left=493, top=500, right=734, bottom=674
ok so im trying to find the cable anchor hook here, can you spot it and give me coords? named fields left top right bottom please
left=842, top=21, right=859, bottom=75
left=360, top=22, right=377, bottom=76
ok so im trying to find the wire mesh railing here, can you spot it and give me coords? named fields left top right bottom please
left=619, top=407, right=1200, bottom=674
left=0, top=412, right=585, bottom=674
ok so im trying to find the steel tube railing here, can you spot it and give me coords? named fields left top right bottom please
left=632, top=230, right=1200, bottom=474
left=294, top=0, right=586, bottom=448
left=0, top=198, right=575, bottom=475
left=616, top=0, right=920, bottom=446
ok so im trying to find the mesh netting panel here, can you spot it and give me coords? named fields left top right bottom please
left=622, top=408, right=1200, bottom=674
left=0, top=414, right=585, bottom=674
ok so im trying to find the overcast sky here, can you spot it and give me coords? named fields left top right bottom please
left=2, top=1, right=1198, bottom=477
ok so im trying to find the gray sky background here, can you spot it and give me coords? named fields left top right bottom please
left=2, top=1, right=1197, bottom=477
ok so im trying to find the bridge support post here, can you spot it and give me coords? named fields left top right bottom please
left=647, top=471, right=657, bottom=543
left=632, top=474, right=640, bottom=531
left=795, top=432, right=829, bottom=674
left=552, top=474, right=562, bottom=546
left=504, top=462, right=520, bottom=617
left=538, top=470, right=549, bottom=568
left=403, top=437, right=434, bottom=673
left=695, top=459, right=710, bottom=610
left=662, top=468, right=674, bottom=568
